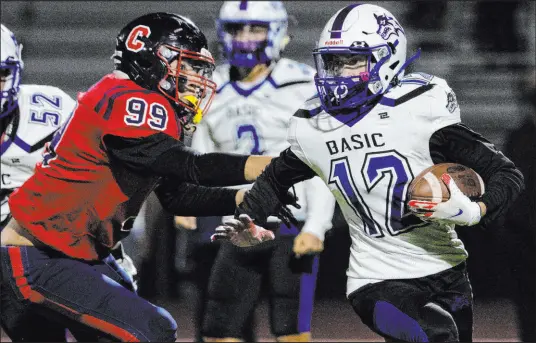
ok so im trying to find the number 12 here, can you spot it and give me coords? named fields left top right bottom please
left=329, top=150, right=420, bottom=237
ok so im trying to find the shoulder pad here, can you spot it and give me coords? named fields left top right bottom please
left=270, top=58, right=315, bottom=88
left=382, top=72, right=446, bottom=106
left=396, top=73, right=457, bottom=110
left=400, top=72, right=436, bottom=85
left=381, top=72, right=459, bottom=123
left=427, top=76, right=459, bottom=114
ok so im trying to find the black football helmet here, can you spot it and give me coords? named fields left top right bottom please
left=113, top=12, right=216, bottom=122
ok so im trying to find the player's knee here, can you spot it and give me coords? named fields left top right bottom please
left=276, top=332, right=312, bottom=342
left=143, top=306, right=177, bottom=342
left=419, top=303, right=459, bottom=342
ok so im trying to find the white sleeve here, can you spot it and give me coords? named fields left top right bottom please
left=287, top=116, right=312, bottom=167
left=301, top=176, right=335, bottom=241
left=191, top=121, right=216, bottom=153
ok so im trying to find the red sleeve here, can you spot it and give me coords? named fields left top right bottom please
left=98, top=90, right=181, bottom=140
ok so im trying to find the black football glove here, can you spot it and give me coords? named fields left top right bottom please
left=235, top=185, right=301, bottom=228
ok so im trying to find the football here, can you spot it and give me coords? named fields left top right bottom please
left=407, top=163, right=485, bottom=203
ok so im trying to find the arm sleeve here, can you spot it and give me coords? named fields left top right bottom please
left=236, top=147, right=317, bottom=224
left=429, top=123, right=525, bottom=227
left=301, top=176, right=335, bottom=241
left=154, top=179, right=238, bottom=216
left=103, top=132, right=249, bottom=187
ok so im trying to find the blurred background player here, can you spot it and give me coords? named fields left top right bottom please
left=184, top=2, right=336, bottom=342
left=0, top=12, right=280, bottom=342
left=214, top=3, right=525, bottom=342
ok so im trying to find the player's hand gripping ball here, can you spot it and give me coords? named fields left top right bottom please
left=407, top=163, right=485, bottom=226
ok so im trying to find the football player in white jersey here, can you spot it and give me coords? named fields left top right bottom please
left=0, top=24, right=139, bottom=292
left=213, top=3, right=525, bottom=342
left=189, top=1, right=335, bottom=342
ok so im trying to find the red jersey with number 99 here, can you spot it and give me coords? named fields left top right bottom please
left=8, top=73, right=181, bottom=260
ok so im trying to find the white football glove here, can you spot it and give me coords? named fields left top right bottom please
left=408, top=173, right=482, bottom=226
left=210, top=214, right=275, bottom=247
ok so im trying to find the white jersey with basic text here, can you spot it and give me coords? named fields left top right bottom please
left=288, top=73, right=469, bottom=295
left=192, top=58, right=335, bottom=237
left=1, top=84, right=76, bottom=224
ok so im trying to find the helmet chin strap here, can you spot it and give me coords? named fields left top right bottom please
left=384, top=48, right=422, bottom=94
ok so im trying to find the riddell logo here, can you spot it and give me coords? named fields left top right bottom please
left=324, top=39, right=344, bottom=46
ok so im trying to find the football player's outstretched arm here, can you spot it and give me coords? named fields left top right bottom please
left=154, top=179, right=246, bottom=217
left=103, top=132, right=271, bottom=187
left=155, top=176, right=298, bottom=220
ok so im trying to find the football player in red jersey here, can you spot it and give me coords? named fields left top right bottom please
left=0, top=12, right=285, bottom=342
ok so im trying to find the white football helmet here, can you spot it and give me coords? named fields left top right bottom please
left=217, top=1, right=289, bottom=67
left=1, top=24, right=24, bottom=119
left=313, top=4, right=420, bottom=113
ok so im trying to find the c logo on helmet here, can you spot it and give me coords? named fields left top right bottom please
left=126, top=25, right=151, bottom=52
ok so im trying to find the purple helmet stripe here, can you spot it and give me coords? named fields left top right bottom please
left=239, top=0, right=248, bottom=10
left=330, top=4, right=361, bottom=39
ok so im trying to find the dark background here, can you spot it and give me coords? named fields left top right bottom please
left=1, top=1, right=534, bottom=341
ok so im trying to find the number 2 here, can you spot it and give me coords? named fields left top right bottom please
left=237, top=124, right=262, bottom=155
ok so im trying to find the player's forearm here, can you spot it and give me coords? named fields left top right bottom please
left=302, top=177, right=336, bottom=241
left=104, top=133, right=253, bottom=187
left=155, top=181, right=239, bottom=216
